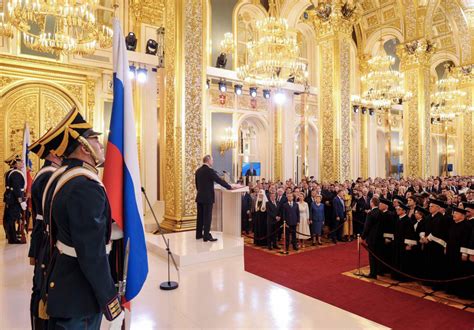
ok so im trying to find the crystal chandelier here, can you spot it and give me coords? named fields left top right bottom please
left=6, top=0, right=112, bottom=56
left=237, top=0, right=307, bottom=87
left=431, top=64, right=467, bottom=122
left=430, top=0, right=466, bottom=123
left=360, top=41, right=411, bottom=110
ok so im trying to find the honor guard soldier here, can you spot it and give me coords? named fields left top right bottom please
left=3, top=152, right=27, bottom=244
left=3, top=155, right=16, bottom=239
left=40, top=108, right=124, bottom=329
left=27, top=128, right=63, bottom=330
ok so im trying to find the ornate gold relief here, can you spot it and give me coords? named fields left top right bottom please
left=398, top=39, right=433, bottom=178
left=162, top=0, right=204, bottom=231
left=62, top=83, right=84, bottom=107
left=183, top=0, right=204, bottom=218
left=319, top=39, right=335, bottom=182
left=130, top=0, right=165, bottom=27
left=340, top=38, right=351, bottom=181
left=86, top=79, right=96, bottom=124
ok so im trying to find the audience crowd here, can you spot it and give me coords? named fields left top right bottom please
left=240, top=175, right=474, bottom=299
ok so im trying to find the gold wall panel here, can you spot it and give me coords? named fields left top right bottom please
left=398, top=39, right=433, bottom=178
left=0, top=83, right=76, bottom=221
left=162, top=0, right=205, bottom=231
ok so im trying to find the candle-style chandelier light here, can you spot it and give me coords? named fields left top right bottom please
left=236, top=0, right=307, bottom=87
left=4, top=0, right=112, bottom=56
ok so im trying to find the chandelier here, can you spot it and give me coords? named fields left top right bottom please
left=431, top=64, right=467, bottom=122
left=5, top=0, right=112, bottom=56
left=0, top=12, right=14, bottom=38
left=237, top=0, right=307, bottom=87
left=359, top=41, right=411, bottom=110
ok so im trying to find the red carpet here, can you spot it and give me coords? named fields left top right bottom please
left=244, top=242, right=474, bottom=329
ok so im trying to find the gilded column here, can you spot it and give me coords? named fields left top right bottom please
left=300, top=90, right=309, bottom=178
left=310, top=2, right=360, bottom=182
left=454, top=65, right=474, bottom=175
left=358, top=54, right=370, bottom=179
left=397, top=39, right=434, bottom=178
left=162, top=0, right=205, bottom=231
left=274, top=104, right=283, bottom=181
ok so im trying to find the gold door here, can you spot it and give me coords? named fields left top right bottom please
left=1, top=83, right=77, bottom=223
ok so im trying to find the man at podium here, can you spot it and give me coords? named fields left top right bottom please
left=195, top=155, right=232, bottom=242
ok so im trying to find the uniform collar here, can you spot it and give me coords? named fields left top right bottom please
left=66, top=158, right=98, bottom=174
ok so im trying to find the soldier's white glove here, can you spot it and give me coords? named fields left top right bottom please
left=20, top=201, right=27, bottom=211
left=109, top=311, right=124, bottom=330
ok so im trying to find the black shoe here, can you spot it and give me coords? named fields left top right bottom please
left=363, top=274, right=377, bottom=279
left=268, top=247, right=273, bottom=250
left=196, top=236, right=203, bottom=240
left=332, top=238, right=337, bottom=244
left=204, top=236, right=218, bottom=242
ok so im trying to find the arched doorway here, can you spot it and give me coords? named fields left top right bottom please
left=236, top=116, right=269, bottom=181
left=1, top=83, right=78, bottom=221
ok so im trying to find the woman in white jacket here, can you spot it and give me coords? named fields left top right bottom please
left=297, top=193, right=311, bottom=247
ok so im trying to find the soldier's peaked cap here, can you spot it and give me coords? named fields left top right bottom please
left=36, top=107, right=101, bottom=157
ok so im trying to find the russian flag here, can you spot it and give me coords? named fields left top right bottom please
left=22, top=123, right=33, bottom=197
left=103, top=18, right=148, bottom=304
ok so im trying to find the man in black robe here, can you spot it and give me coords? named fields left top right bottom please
left=422, top=199, right=451, bottom=288
left=412, top=206, right=429, bottom=278
left=241, top=188, right=252, bottom=234
left=379, top=198, right=395, bottom=275
left=445, top=207, right=471, bottom=298
left=361, top=197, right=381, bottom=279
left=392, top=203, right=417, bottom=281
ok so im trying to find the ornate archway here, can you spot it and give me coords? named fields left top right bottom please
left=0, top=83, right=79, bottom=220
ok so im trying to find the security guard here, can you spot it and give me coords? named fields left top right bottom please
left=40, top=108, right=123, bottom=329
left=3, top=152, right=27, bottom=244
left=28, top=129, right=63, bottom=330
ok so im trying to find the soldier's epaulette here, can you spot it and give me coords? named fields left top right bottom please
left=33, top=166, right=56, bottom=182
left=52, top=166, right=103, bottom=201
left=104, top=295, right=122, bottom=321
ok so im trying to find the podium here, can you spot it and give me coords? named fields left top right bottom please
left=211, top=185, right=249, bottom=237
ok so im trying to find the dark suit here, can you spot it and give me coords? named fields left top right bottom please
left=331, top=196, right=345, bottom=241
left=195, top=164, right=231, bottom=239
left=266, top=200, right=280, bottom=249
left=362, top=208, right=381, bottom=277
left=282, top=201, right=300, bottom=249
left=354, top=196, right=370, bottom=235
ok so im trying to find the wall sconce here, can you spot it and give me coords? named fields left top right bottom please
left=220, top=126, right=236, bottom=155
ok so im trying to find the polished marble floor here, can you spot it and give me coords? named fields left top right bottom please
left=0, top=237, right=386, bottom=329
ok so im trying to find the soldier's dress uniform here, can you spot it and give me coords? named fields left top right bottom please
left=38, top=108, right=122, bottom=329
left=3, top=158, right=15, bottom=239
left=3, top=154, right=26, bottom=244
left=27, top=131, right=63, bottom=330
